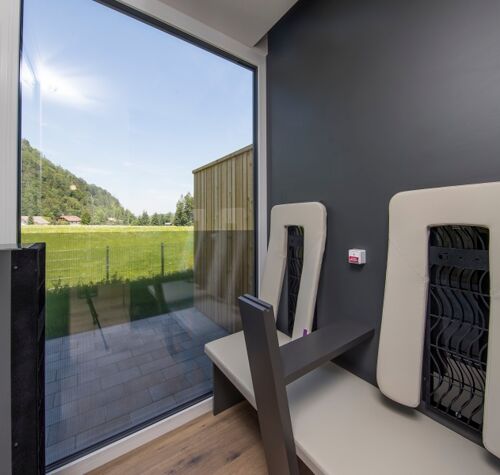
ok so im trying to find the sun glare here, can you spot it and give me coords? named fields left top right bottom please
left=21, top=57, right=100, bottom=109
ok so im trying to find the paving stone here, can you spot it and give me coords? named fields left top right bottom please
left=117, top=352, right=153, bottom=372
left=139, top=356, right=176, bottom=375
left=171, top=346, right=205, bottom=364
left=161, top=363, right=188, bottom=381
left=53, top=379, right=102, bottom=406
left=46, top=369, right=57, bottom=383
left=46, top=400, right=80, bottom=425
left=194, top=354, right=212, bottom=369
left=173, top=380, right=213, bottom=405
left=44, top=307, right=227, bottom=464
left=121, top=371, right=165, bottom=395
left=56, top=365, right=81, bottom=380
left=46, top=351, right=61, bottom=363
left=75, top=414, right=131, bottom=450
left=165, top=342, right=186, bottom=355
left=129, top=396, right=177, bottom=425
left=148, top=347, right=175, bottom=361
left=185, top=368, right=209, bottom=386
left=77, top=384, right=125, bottom=414
left=78, top=362, right=119, bottom=384
left=45, top=393, right=55, bottom=410
left=105, top=389, right=153, bottom=421
left=100, top=367, right=141, bottom=390
left=46, top=375, right=78, bottom=396
left=96, top=350, right=132, bottom=368
left=131, top=338, right=166, bottom=357
left=148, top=376, right=192, bottom=402
left=45, top=436, right=76, bottom=466
left=47, top=406, right=106, bottom=445
left=163, top=359, right=198, bottom=380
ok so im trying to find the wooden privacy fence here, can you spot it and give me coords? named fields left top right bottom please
left=193, top=145, right=255, bottom=333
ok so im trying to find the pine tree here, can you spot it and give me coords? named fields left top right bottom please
left=81, top=211, right=91, bottom=225
left=184, top=192, right=194, bottom=225
left=174, top=195, right=185, bottom=226
left=139, top=211, right=150, bottom=226
left=150, top=213, right=160, bottom=226
left=174, top=193, right=194, bottom=226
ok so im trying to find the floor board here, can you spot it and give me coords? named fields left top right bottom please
left=89, top=402, right=311, bottom=475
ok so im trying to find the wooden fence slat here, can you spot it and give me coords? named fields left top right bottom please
left=192, top=146, right=254, bottom=332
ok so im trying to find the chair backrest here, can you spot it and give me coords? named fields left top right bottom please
left=259, top=202, right=327, bottom=340
left=377, top=182, right=500, bottom=458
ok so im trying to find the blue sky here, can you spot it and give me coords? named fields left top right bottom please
left=21, top=0, right=253, bottom=215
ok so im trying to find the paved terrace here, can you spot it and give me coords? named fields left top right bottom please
left=45, top=308, right=227, bottom=465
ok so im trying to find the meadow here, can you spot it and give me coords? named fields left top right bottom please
left=22, top=225, right=194, bottom=290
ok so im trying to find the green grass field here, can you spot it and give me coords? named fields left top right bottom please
left=22, top=225, right=194, bottom=290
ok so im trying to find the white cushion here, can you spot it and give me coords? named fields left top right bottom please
left=377, top=182, right=500, bottom=458
left=289, top=364, right=499, bottom=475
left=260, top=202, right=327, bottom=339
left=205, top=329, right=291, bottom=405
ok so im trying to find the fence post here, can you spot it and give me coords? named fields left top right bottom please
left=106, top=246, right=110, bottom=282
left=161, top=242, right=165, bottom=276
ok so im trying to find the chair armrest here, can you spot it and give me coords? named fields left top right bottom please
left=281, top=321, right=374, bottom=384
left=238, top=294, right=375, bottom=475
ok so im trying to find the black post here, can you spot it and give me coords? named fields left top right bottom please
left=105, top=246, right=110, bottom=282
left=161, top=242, right=165, bottom=276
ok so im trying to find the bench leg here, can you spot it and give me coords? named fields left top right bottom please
left=212, top=364, right=244, bottom=415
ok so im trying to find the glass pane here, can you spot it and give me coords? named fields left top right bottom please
left=20, top=0, right=254, bottom=467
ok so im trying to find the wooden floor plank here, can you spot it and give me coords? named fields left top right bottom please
left=89, top=402, right=312, bottom=475
left=89, top=403, right=268, bottom=475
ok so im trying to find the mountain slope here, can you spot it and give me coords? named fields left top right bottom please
left=21, top=139, right=135, bottom=224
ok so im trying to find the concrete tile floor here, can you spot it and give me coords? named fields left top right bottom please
left=45, top=307, right=227, bottom=466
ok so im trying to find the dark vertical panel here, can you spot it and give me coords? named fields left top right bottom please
left=267, top=0, right=500, bottom=384
left=0, top=251, right=12, bottom=474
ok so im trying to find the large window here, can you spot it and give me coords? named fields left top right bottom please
left=20, top=0, right=255, bottom=467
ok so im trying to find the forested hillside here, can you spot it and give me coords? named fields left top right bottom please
left=21, top=139, right=193, bottom=225
left=21, top=139, right=136, bottom=224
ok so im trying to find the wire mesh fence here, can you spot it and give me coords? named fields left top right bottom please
left=23, top=228, right=194, bottom=290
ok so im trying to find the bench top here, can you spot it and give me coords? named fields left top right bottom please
left=206, top=332, right=500, bottom=475
left=289, top=364, right=500, bottom=475
left=205, top=330, right=291, bottom=406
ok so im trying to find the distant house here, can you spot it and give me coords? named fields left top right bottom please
left=59, top=215, right=82, bottom=225
left=21, top=216, right=50, bottom=225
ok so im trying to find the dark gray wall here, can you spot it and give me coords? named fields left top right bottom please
left=267, top=0, right=500, bottom=384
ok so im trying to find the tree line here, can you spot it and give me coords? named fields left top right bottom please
left=21, top=139, right=194, bottom=226
left=124, top=193, right=193, bottom=227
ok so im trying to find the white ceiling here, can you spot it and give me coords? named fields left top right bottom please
left=157, top=0, right=298, bottom=46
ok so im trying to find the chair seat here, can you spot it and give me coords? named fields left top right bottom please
left=288, top=364, right=499, bottom=475
left=205, top=330, right=291, bottom=406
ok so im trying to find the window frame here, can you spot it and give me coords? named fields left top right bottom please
left=1, top=0, right=268, bottom=472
